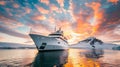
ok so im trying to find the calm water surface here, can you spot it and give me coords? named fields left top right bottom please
left=0, top=49, right=120, bottom=67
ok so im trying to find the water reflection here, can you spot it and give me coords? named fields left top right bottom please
left=65, top=49, right=104, bottom=67
left=1, top=49, right=120, bottom=67
left=30, top=49, right=104, bottom=67
left=83, top=49, right=104, bottom=59
left=31, top=50, right=68, bottom=67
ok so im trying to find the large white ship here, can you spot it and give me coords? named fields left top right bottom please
left=29, top=28, right=68, bottom=51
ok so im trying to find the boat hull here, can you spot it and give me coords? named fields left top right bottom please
left=29, top=34, right=68, bottom=51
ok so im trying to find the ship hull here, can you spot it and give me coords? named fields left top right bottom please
left=29, top=34, right=68, bottom=51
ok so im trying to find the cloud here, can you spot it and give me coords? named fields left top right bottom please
left=35, top=5, right=49, bottom=14
left=97, top=29, right=120, bottom=42
left=0, top=0, right=120, bottom=44
left=28, top=23, right=51, bottom=35
left=50, top=4, right=59, bottom=11
left=0, top=25, right=28, bottom=38
left=85, top=2, right=103, bottom=25
left=85, top=2, right=105, bottom=35
left=3, top=5, right=31, bottom=18
left=13, top=3, right=19, bottom=8
left=40, top=0, right=49, bottom=5
left=57, top=0, right=64, bottom=7
left=114, top=25, right=120, bottom=35
left=31, top=15, right=46, bottom=21
left=0, top=12, right=17, bottom=21
left=0, top=15, right=24, bottom=28
left=25, top=8, right=31, bottom=14
left=107, top=0, right=119, bottom=4
left=5, top=8, right=13, bottom=16
left=67, top=0, right=76, bottom=22
left=48, top=16, right=55, bottom=23
left=97, top=3, right=120, bottom=33
left=0, top=1, right=6, bottom=5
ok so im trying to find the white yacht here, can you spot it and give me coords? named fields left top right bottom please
left=29, top=28, right=68, bottom=51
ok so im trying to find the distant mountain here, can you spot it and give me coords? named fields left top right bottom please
left=0, top=42, right=36, bottom=49
left=81, top=37, right=103, bottom=46
left=70, top=37, right=120, bottom=50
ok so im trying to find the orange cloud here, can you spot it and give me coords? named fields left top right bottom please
left=13, top=4, right=19, bottom=8
left=32, top=15, right=46, bottom=20
left=57, top=0, right=64, bottom=7
left=35, top=5, right=49, bottom=14
left=75, top=16, right=93, bottom=40
left=107, top=0, right=119, bottom=4
left=61, top=2, right=105, bottom=43
left=48, top=16, right=55, bottom=23
left=50, top=4, right=59, bottom=11
left=69, top=2, right=92, bottom=40
left=67, top=0, right=76, bottom=23
left=26, top=8, right=31, bottom=14
left=86, top=2, right=104, bottom=35
left=49, top=4, right=62, bottom=14
left=86, top=2, right=102, bottom=23
left=0, top=1, right=6, bottom=5
left=15, top=22, right=24, bottom=27
left=40, top=0, right=49, bottom=5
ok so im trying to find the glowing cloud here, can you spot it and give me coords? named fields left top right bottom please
left=26, top=8, right=31, bottom=14
left=108, top=0, right=119, bottom=4
left=40, top=0, right=49, bottom=5
left=0, top=1, right=6, bottom=5
left=35, top=5, right=49, bottom=14
left=86, top=2, right=104, bottom=35
left=57, top=0, right=64, bottom=7
left=32, top=15, right=46, bottom=21
left=48, top=16, right=55, bottom=23
left=13, top=3, right=19, bottom=8
left=50, top=4, right=59, bottom=11
left=0, top=0, right=120, bottom=44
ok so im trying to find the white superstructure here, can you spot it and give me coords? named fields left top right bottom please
left=29, top=28, right=68, bottom=51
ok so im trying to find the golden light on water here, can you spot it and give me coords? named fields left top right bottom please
left=64, top=49, right=101, bottom=67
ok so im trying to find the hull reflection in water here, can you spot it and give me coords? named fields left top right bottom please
left=31, top=50, right=68, bottom=67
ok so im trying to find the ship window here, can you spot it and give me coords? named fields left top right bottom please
left=41, top=37, right=44, bottom=39
left=58, top=42, right=60, bottom=44
left=40, top=43, right=47, bottom=49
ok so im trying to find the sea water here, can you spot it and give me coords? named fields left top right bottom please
left=0, top=49, right=120, bottom=67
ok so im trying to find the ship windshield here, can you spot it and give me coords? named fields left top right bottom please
left=49, top=34, right=62, bottom=36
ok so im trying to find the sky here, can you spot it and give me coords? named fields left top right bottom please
left=0, top=0, right=120, bottom=45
